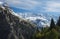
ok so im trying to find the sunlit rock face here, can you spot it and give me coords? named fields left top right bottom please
left=0, top=3, right=36, bottom=39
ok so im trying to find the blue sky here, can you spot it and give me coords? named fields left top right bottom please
left=1, top=0, right=60, bottom=13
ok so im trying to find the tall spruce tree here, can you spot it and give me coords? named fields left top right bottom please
left=56, top=16, right=60, bottom=26
left=50, top=18, right=55, bottom=29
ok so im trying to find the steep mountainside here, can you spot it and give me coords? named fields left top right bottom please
left=0, top=3, right=36, bottom=39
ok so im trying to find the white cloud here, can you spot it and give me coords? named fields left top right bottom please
left=6, top=0, right=41, bottom=10
left=0, top=1, right=3, bottom=4
left=45, top=1, right=60, bottom=12
left=2, top=0, right=60, bottom=13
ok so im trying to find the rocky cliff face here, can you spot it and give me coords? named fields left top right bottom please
left=0, top=5, right=36, bottom=39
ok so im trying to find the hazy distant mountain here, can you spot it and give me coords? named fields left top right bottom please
left=17, top=13, right=49, bottom=27
left=16, top=12, right=59, bottom=27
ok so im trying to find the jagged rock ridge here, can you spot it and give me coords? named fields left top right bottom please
left=0, top=4, right=36, bottom=39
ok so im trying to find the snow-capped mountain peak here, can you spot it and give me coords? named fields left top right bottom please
left=17, top=13, right=50, bottom=27
left=25, top=16, right=46, bottom=21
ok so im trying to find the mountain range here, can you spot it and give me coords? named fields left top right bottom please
left=12, top=11, right=60, bottom=27
left=10, top=5, right=60, bottom=27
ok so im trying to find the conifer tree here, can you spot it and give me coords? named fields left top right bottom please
left=50, top=18, right=55, bottom=29
left=56, top=16, right=60, bottom=26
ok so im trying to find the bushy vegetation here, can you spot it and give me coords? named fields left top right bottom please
left=32, top=16, right=60, bottom=39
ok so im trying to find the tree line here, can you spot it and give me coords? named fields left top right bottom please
left=32, top=16, right=60, bottom=39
